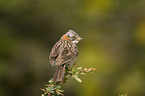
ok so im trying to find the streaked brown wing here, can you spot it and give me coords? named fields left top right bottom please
left=49, top=39, right=62, bottom=66
left=59, top=40, right=78, bottom=65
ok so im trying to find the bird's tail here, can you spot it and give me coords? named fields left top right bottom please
left=53, top=65, right=65, bottom=82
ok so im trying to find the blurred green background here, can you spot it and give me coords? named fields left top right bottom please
left=0, top=0, right=145, bottom=96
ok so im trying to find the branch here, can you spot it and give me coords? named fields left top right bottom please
left=40, top=63, right=97, bottom=96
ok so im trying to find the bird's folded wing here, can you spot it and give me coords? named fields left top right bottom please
left=49, top=39, right=62, bottom=66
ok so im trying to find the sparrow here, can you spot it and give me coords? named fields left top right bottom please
left=49, top=30, right=82, bottom=82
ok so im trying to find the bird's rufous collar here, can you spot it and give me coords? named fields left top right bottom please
left=61, top=34, right=70, bottom=42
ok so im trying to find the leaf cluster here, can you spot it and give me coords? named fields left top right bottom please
left=40, top=78, right=64, bottom=96
left=41, top=63, right=97, bottom=96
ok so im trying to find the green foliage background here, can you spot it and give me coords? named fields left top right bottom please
left=0, top=0, right=145, bottom=96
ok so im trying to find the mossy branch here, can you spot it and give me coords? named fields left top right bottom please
left=40, top=63, right=97, bottom=96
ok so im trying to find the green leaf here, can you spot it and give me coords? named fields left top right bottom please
left=41, top=94, right=44, bottom=96
left=80, top=72, right=86, bottom=75
left=73, top=75, right=82, bottom=83
left=48, top=78, right=53, bottom=84
left=76, top=67, right=82, bottom=70
left=56, top=91, right=60, bottom=95
left=83, top=68, right=88, bottom=71
left=76, top=67, right=83, bottom=71
left=58, top=90, right=64, bottom=92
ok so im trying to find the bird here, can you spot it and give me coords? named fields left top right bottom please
left=49, top=30, right=82, bottom=82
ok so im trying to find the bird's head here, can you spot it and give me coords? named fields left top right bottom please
left=65, top=30, right=82, bottom=44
